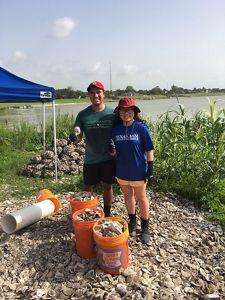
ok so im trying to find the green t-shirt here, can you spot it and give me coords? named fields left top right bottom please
left=75, top=105, right=116, bottom=164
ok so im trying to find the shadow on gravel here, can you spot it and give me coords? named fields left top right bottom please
left=20, top=214, right=94, bottom=284
left=17, top=214, right=73, bottom=241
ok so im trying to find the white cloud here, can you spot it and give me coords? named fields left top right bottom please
left=0, top=59, right=4, bottom=66
left=49, top=64, right=74, bottom=79
left=121, top=64, right=137, bottom=75
left=90, top=62, right=101, bottom=73
left=50, top=17, right=77, bottom=38
left=13, top=50, right=26, bottom=61
left=82, top=62, right=102, bottom=75
left=49, top=64, right=72, bottom=73
left=4, top=50, right=27, bottom=68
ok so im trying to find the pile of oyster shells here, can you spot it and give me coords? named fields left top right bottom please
left=94, top=219, right=125, bottom=237
left=76, top=209, right=102, bottom=222
left=71, top=192, right=96, bottom=202
left=0, top=191, right=224, bottom=299
left=22, top=139, right=85, bottom=178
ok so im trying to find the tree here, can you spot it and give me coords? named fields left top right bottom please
left=125, top=85, right=136, bottom=95
left=170, top=85, right=184, bottom=94
left=150, top=86, right=163, bottom=95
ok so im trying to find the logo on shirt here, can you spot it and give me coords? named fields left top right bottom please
left=115, top=134, right=139, bottom=141
left=87, top=120, right=113, bottom=129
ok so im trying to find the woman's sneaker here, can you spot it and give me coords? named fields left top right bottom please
left=128, top=214, right=136, bottom=235
left=140, top=229, right=151, bottom=244
left=128, top=221, right=136, bottom=234
left=140, top=218, right=150, bottom=244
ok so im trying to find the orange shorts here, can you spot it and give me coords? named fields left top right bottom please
left=116, top=177, right=146, bottom=187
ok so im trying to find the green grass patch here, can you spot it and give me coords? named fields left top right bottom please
left=0, top=146, right=83, bottom=200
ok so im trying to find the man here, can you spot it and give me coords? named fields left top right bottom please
left=72, top=81, right=116, bottom=217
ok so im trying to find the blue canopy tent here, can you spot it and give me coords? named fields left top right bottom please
left=0, top=67, right=58, bottom=180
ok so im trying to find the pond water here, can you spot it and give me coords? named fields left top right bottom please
left=0, top=95, right=225, bottom=128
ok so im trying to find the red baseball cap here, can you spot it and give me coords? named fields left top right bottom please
left=114, top=97, right=141, bottom=113
left=87, top=81, right=105, bottom=92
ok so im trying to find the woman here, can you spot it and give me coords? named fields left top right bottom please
left=110, top=97, right=154, bottom=244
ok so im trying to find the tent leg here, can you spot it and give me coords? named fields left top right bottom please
left=52, top=101, right=58, bottom=181
left=42, top=102, right=46, bottom=152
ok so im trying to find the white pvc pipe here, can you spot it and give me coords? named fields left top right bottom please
left=1, top=200, right=55, bottom=234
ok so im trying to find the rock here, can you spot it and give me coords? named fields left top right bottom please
left=115, top=283, right=127, bottom=296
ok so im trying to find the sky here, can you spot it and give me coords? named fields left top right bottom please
left=1, top=0, right=225, bottom=91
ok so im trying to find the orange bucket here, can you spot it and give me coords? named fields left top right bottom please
left=93, top=217, right=129, bottom=275
left=72, top=208, right=104, bottom=259
left=69, top=192, right=98, bottom=214
left=36, top=189, right=61, bottom=214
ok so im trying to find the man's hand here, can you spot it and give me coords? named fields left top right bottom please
left=108, top=139, right=116, bottom=156
left=145, top=161, right=154, bottom=185
left=68, top=133, right=77, bottom=143
left=74, top=126, right=81, bottom=135
left=68, top=127, right=81, bottom=143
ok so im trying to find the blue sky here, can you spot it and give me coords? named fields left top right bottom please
left=1, top=0, right=225, bottom=91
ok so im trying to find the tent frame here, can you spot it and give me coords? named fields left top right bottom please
left=52, top=101, right=58, bottom=181
left=0, top=67, right=58, bottom=181
left=42, top=101, right=58, bottom=181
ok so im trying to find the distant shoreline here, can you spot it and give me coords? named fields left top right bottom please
left=1, top=93, right=225, bottom=110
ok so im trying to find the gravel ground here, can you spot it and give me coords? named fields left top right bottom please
left=0, top=191, right=224, bottom=300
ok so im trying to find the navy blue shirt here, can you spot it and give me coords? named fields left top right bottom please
left=111, top=121, right=154, bottom=181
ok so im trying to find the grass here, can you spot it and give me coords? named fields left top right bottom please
left=0, top=146, right=83, bottom=199
left=0, top=100, right=224, bottom=229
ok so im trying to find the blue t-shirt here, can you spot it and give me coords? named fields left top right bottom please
left=111, top=121, right=154, bottom=181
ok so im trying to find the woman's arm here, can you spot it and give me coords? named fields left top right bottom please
left=147, top=149, right=154, bottom=162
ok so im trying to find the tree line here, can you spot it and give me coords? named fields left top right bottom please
left=56, top=85, right=225, bottom=99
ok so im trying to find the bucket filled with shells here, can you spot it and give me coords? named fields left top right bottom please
left=72, top=208, right=104, bottom=259
left=69, top=191, right=98, bottom=214
left=93, top=217, right=129, bottom=275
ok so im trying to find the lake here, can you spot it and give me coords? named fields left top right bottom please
left=0, top=95, right=225, bottom=128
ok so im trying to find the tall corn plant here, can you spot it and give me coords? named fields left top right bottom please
left=153, top=100, right=225, bottom=202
